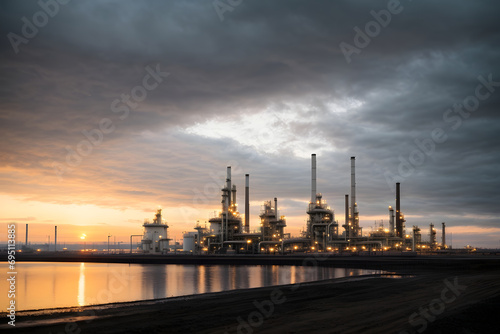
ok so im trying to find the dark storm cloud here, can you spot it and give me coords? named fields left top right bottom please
left=1, top=0, right=499, bottom=240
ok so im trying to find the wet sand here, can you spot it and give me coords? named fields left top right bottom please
left=3, top=255, right=500, bottom=333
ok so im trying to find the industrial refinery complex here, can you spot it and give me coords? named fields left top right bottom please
left=138, top=154, right=450, bottom=255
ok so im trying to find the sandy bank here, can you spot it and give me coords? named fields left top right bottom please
left=3, top=256, right=500, bottom=333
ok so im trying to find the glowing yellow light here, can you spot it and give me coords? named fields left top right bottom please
left=80, top=233, right=86, bottom=240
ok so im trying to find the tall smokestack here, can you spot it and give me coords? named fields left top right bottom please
left=226, top=166, right=231, bottom=210
left=412, top=226, right=418, bottom=252
left=55, top=226, right=57, bottom=252
left=345, top=194, right=349, bottom=239
left=389, top=206, right=395, bottom=235
left=26, top=224, right=28, bottom=246
left=274, top=197, right=278, bottom=218
left=396, top=182, right=402, bottom=238
left=311, top=154, right=317, bottom=203
left=350, top=157, right=356, bottom=236
left=245, top=174, right=250, bottom=233
left=442, top=222, right=446, bottom=248
left=232, top=185, right=237, bottom=208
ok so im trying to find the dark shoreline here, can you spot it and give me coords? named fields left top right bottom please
left=13, top=252, right=500, bottom=272
left=4, top=254, right=500, bottom=333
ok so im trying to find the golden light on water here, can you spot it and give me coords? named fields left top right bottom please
left=78, top=263, right=85, bottom=306
left=0, top=262, right=379, bottom=312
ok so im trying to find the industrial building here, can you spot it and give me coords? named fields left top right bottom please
left=168, top=154, right=451, bottom=254
left=141, top=208, right=170, bottom=253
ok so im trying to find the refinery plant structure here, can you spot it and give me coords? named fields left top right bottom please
left=140, top=154, right=450, bottom=254
left=141, top=209, right=170, bottom=253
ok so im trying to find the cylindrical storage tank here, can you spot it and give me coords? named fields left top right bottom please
left=183, top=234, right=195, bottom=252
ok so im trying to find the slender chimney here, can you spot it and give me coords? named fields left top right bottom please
left=442, top=222, right=446, bottom=248
left=245, top=174, right=250, bottom=233
left=412, top=226, right=417, bottom=252
left=389, top=206, right=395, bottom=235
left=55, top=226, right=57, bottom=252
left=274, top=197, right=278, bottom=218
left=226, top=166, right=231, bottom=210
left=311, top=154, right=317, bottom=203
left=26, top=224, right=28, bottom=246
left=396, top=182, right=402, bottom=238
left=232, top=185, right=237, bottom=208
left=350, top=157, right=356, bottom=236
left=345, top=194, right=349, bottom=239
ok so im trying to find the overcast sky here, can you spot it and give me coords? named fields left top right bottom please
left=1, top=0, right=499, bottom=247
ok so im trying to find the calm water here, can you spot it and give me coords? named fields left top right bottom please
left=0, top=262, right=381, bottom=311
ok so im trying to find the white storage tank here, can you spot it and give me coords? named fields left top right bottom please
left=183, top=233, right=195, bottom=252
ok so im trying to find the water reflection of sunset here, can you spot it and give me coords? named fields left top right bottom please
left=0, top=263, right=381, bottom=311
left=78, top=263, right=85, bottom=306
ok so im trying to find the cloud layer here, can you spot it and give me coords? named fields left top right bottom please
left=1, top=0, right=499, bottom=246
